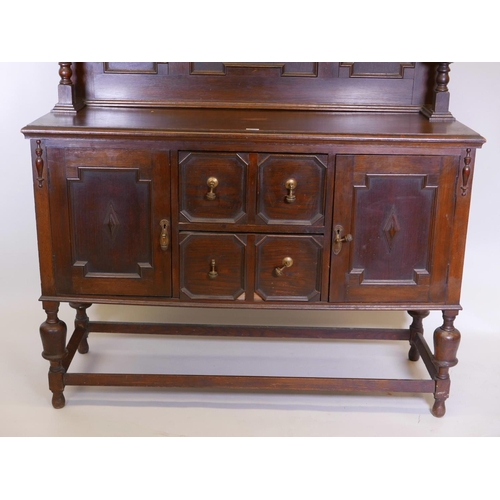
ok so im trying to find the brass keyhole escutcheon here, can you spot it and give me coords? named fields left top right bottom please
left=285, top=178, right=297, bottom=203
left=275, top=256, right=293, bottom=276
left=206, top=177, right=219, bottom=200
left=333, top=225, right=352, bottom=255
left=159, top=219, right=169, bottom=251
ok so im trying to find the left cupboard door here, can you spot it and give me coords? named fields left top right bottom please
left=47, top=147, right=172, bottom=297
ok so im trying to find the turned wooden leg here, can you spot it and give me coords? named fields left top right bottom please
left=408, top=310, right=430, bottom=361
left=432, top=310, right=461, bottom=418
left=70, top=302, right=92, bottom=354
left=40, top=301, right=68, bottom=409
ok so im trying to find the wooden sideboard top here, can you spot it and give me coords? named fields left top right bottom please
left=22, top=108, right=485, bottom=146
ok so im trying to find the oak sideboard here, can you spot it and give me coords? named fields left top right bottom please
left=22, top=62, right=485, bottom=416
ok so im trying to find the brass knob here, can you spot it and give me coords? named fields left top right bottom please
left=208, top=259, right=218, bottom=279
left=285, top=178, right=297, bottom=203
left=159, top=219, right=169, bottom=251
left=275, top=257, right=293, bottom=276
left=333, top=225, right=352, bottom=255
left=206, top=177, right=219, bottom=200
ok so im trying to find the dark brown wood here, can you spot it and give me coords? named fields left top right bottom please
left=179, top=233, right=247, bottom=300
left=64, top=373, right=435, bottom=394
left=70, top=303, right=92, bottom=354
left=255, top=235, right=324, bottom=301
left=432, top=310, right=461, bottom=417
left=179, top=152, right=248, bottom=223
left=39, top=301, right=67, bottom=409
left=256, top=154, right=327, bottom=225
left=421, top=63, right=455, bottom=122
left=47, top=146, right=172, bottom=297
left=23, top=62, right=485, bottom=415
left=88, top=322, right=411, bottom=340
left=52, top=62, right=85, bottom=114
left=408, top=310, right=430, bottom=361
left=73, top=62, right=438, bottom=113
left=330, top=155, right=456, bottom=304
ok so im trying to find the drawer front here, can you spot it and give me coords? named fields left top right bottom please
left=179, top=233, right=246, bottom=300
left=179, top=152, right=248, bottom=223
left=257, top=154, right=327, bottom=225
left=255, top=235, right=323, bottom=301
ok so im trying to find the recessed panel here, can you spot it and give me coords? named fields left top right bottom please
left=69, top=168, right=151, bottom=276
left=352, top=175, right=435, bottom=282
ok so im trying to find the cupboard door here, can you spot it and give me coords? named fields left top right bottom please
left=330, top=155, right=457, bottom=304
left=179, top=233, right=246, bottom=300
left=48, top=147, right=172, bottom=297
left=255, top=235, right=323, bottom=301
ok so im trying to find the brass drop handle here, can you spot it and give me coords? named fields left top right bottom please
left=285, top=178, right=297, bottom=203
left=206, top=177, right=219, bottom=200
left=275, top=257, right=293, bottom=276
left=208, top=259, right=218, bottom=279
left=333, top=225, right=352, bottom=255
left=159, top=219, right=169, bottom=251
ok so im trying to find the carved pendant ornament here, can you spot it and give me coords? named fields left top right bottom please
left=461, top=149, right=472, bottom=196
left=35, top=140, right=44, bottom=187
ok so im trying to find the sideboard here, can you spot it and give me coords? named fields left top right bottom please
left=22, top=62, right=485, bottom=416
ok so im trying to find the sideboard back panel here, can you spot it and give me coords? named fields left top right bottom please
left=75, top=62, right=435, bottom=111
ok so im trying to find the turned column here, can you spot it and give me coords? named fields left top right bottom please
left=421, top=62, right=455, bottom=122
left=432, top=310, right=461, bottom=417
left=69, top=303, right=92, bottom=354
left=40, top=301, right=68, bottom=409
left=408, top=310, right=429, bottom=361
left=52, top=62, right=84, bottom=114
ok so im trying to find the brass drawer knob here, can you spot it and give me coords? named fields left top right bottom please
left=285, top=178, right=297, bottom=203
left=275, top=256, right=293, bottom=276
left=208, top=259, right=218, bottom=279
left=206, top=177, right=219, bottom=200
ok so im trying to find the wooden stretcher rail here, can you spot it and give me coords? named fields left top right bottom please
left=88, top=322, right=411, bottom=341
left=64, top=373, right=436, bottom=393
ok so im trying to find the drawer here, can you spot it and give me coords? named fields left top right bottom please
left=179, top=233, right=246, bottom=300
left=179, top=152, right=248, bottom=223
left=255, top=235, right=323, bottom=301
left=257, top=154, right=327, bottom=225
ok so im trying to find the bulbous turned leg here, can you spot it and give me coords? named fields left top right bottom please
left=408, top=310, right=429, bottom=361
left=40, top=301, right=68, bottom=409
left=431, top=310, right=461, bottom=418
left=70, top=302, right=92, bottom=354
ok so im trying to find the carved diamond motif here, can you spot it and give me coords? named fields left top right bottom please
left=103, top=203, right=120, bottom=240
left=382, top=206, right=400, bottom=252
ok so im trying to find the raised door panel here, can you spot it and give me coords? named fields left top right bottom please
left=255, top=235, right=323, bottom=301
left=257, top=154, right=327, bottom=225
left=48, top=147, right=171, bottom=296
left=330, top=155, right=458, bottom=304
left=179, top=233, right=246, bottom=300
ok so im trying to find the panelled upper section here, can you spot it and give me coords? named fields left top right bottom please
left=74, top=62, right=436, bottom=111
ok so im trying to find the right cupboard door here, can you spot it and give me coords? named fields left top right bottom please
left=330, top=154, right=458, bottom=304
